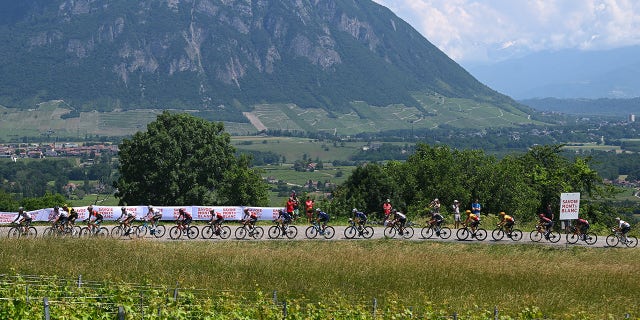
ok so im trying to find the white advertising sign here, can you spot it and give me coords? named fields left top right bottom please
left=559, top=192, right=580, bottom=220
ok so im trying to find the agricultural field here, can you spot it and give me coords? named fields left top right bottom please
left=0, top=239, right=638, bottom=319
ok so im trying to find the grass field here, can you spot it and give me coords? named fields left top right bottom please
left=0, top=238, right=638, bottom=319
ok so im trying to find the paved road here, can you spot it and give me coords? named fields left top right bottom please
left=4, top=223, right=635, bottom=249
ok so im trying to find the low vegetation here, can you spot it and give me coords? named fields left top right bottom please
left=1, top=238, right=638, bottom=318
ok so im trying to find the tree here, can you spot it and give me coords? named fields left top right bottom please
left=115, top=111, right=268, bottom=206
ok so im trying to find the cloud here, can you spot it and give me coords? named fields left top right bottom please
left=373, top=0, right=640, bottom=63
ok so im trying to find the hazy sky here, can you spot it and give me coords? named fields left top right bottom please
left=373, top=0, right=640, bottom=64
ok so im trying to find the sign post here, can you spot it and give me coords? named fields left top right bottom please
left=559, top=192, right=580, bottom=220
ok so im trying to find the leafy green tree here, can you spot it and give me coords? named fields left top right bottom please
left=20, top=192, right=68, bottom=211
left=115, top=112, right=268, bottom=206
left=0, top=190, right=19, bottom=211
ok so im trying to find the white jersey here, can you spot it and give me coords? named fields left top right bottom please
left=619, top=220, right=631, bottom=228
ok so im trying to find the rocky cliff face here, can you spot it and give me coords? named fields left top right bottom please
left=0, top=0, right=508, bottom=112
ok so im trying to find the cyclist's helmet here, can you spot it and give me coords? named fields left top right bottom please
left=352, top=208, right=357, bottom=213
left=53, top=206, right=59, bottom=210
left=465, top=210, right=471, bottom=214
left=316, top=208, right=321, bottom=212
left=539, top=213, right=545, bottom=218
left=499, top=211, right=505, bottom=216
left=18, top=206, right=24, bottom=211
left=615, top=217, right=621, bottom=221
left=386, top=199, right=390, bottom=202
left=88, top=205, right=93, bottom=210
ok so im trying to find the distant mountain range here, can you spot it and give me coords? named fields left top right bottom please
left=0, top=0, right=532, bottom=132
left=467, top=46, right=640, bottom=99
left=520, top=97, right=640, bottom=117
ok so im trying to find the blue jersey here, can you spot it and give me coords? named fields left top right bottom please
left=355, top=211, right=367, bottom=220
left=318, top=211, right=330, bottom=221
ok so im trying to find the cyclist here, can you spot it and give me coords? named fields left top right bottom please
left=615, top=217, right=632, bottom=243
left=429, top=209, right=445, bottom=230
left=353, top=208, right=367, bottom=227
left=304, top=196, right=314, bottom=223
left=66, top=205, right=78, bottom=228
left=54, top=205, right=69, bottom=231
left=123, top=207, right=137, bottom=235
left=463, top=210, right=480, bottom=232
left=12, top=207, right=32, bottom=234
left=176, top=208, right=192, bottom=231
left=497, top=211, right=515, bottom=234
left=316, top=208, right=330, bottom=231
left=242, top=208, right=258, bottom=229
left=86, top=205, right=104, bottom=233
left=147, top=205, right=162, bottom=228
left=575, top=217, right=590, bottom=241
left=392, top=209, right=407, bottom=235
left=538, top=213, right=553, bottom=239
left=209, top=210, right=225, bottom=234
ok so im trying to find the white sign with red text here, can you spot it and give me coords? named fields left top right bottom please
left=559, top=193, right=580, bottom=220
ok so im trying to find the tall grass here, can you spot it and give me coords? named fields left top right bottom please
left=1, top=238, right=639, bottom=318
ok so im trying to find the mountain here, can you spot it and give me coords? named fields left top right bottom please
left=466, top=46, right=640, bottom=99
left=0, top=0, right=531, bottom=136
left=520, top=97, right=640, bottom=117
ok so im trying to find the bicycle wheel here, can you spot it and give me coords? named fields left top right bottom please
left=362, top=226, right=374, bottom=239
left=169, top=226, right=182, bottom=240
left=7, top=227, right=20, bottom=238
left=154, top=225, right=166, bottom=238
left=548, top=230, right=561, bottom=243
left=509, top=229, right=523, bottom=241
left=79, top=227, right=91, bottom=238
left=323, top=226, right=335, bottom=239
left=474, top=228, right=487, bottom=241
left=456, top=228, right=469, bottom=240
left=383, top=226, right=396, bottom=238
left=421, top=226, right=433, bottom=239
left=219, top=226, right=231, bottom=239
left=235, top=226, right=247, bottom=239
left=73, top=225, right=83, bottom=238
left=26, top=226, right=38, bottom=239
left=625, top=236, right=638, bottom=248
left=583, top=232, right=597, bottom=245
left=344, top=226, right=357, bottom=239
left=305, top=226, right=318, bottom=239
left=605, top=234, right=619, bottom=247
left=438, top=227, right=451, bottom=239
left=401, top=226, right=414, bottom=239
left=251, top=226, right=264, bottom=239
left=201, top=225, right=214, bottom=239
left=111, top=226, right=123, bottom=238
left=136, top=225, right=148, bottom=238
left=97, top=227, right=110, bottom=237
left=284, top=226, right=298, bottom=239
left=491, top=228, right=504, bottom=241
left=42, top=227, right=54, bottom=238
left=566, top=233, right=579, bottom=244
left=187, top=226, right=199, bottom=239
left=530, top=230, right=542, bottom=242
left=268, top=226, right=281, bottom=239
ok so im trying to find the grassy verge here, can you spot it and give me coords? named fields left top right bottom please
left=1, top=238, right=639, bottom=318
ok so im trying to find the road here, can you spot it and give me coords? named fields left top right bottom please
left=5, top=223, right=634, bottom=249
